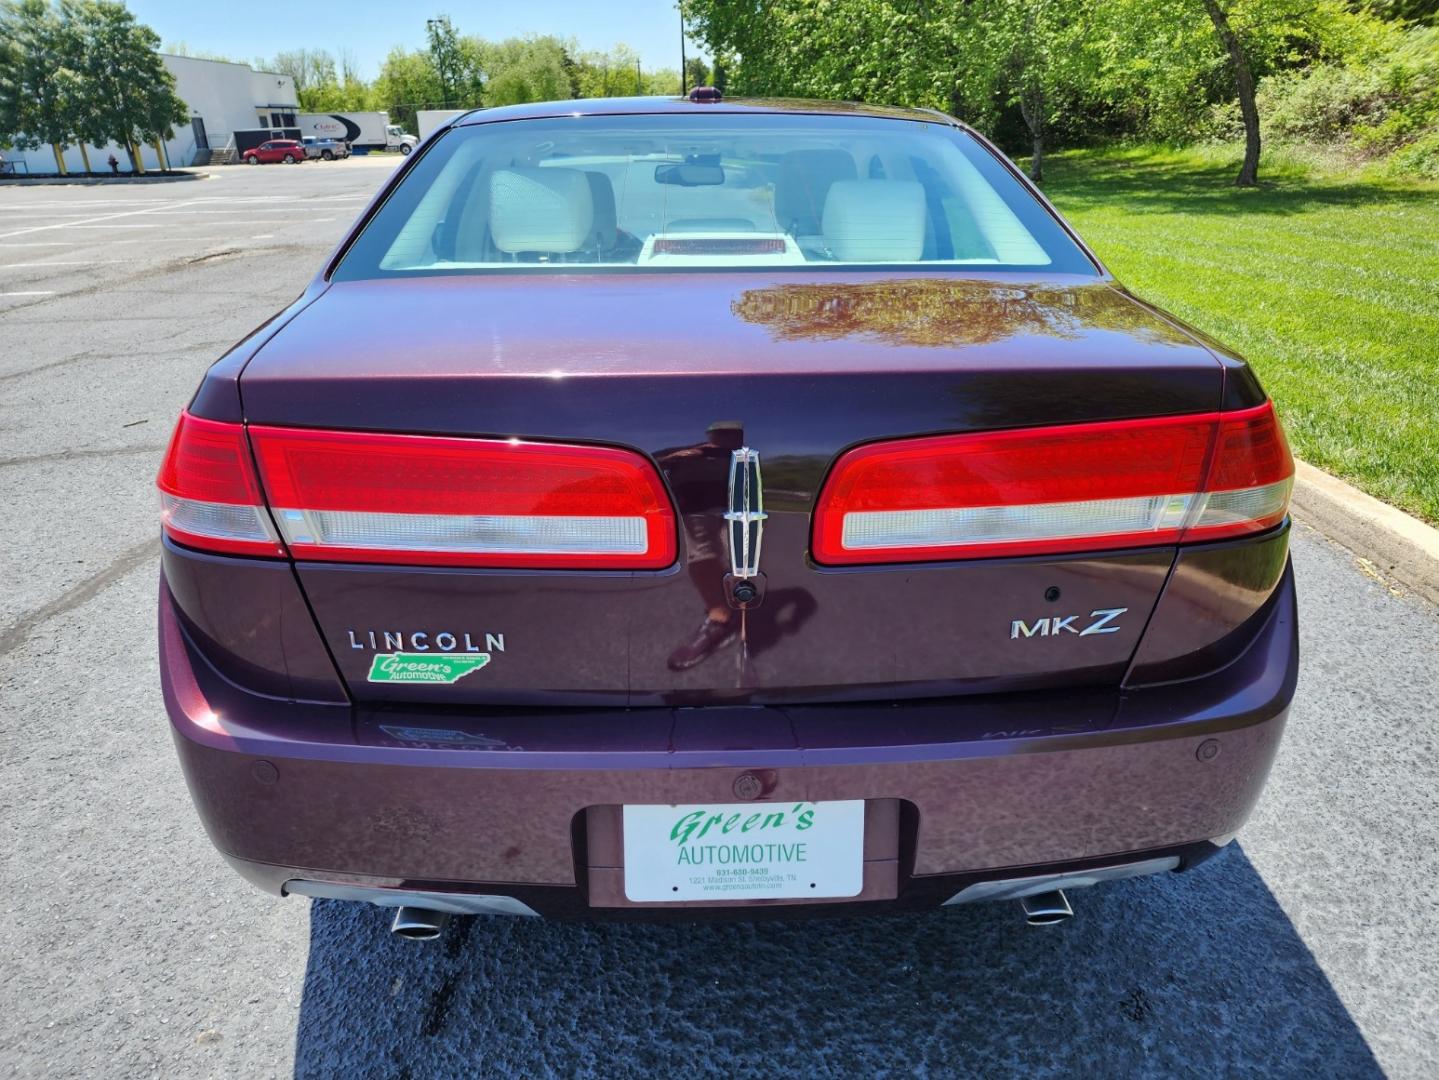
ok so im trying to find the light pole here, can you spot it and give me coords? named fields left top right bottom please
left=680, top=10, right=688, bottom=95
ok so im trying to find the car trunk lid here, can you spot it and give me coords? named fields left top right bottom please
left=238, top=272, right=1226, bottom=706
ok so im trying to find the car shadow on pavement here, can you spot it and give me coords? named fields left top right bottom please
left=293, top=844, right=1380, bottom=1078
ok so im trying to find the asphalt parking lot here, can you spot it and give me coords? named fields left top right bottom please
left=2, top=157, right=1437, bottom=1079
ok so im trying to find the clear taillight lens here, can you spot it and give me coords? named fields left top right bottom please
left=247, top=425, right=676, bottom=568
left=156, top=413, right=284, bottom=557
left=1182, top=403, right=1294, bottom=541
left=813, top=402, right=1293, bottom=565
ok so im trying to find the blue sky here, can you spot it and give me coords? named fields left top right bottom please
left=129, top=0, right=702, bottom=81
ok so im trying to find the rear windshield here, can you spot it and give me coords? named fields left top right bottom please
left=332, top=112, right=1097, bottom=280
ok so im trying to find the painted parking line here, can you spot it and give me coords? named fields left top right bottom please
left=0, top=204, right=172, bottom=212
left=0, top=210, right=149, bottom=217
left=0, top=238, right=230, bottom=247
left=22, top=224, right=162, bottom=232
left=53, top=221, right=342, bottom=231
left=0, top=261, right=124, bottom=267
left=0, top=196, right=210, bottom=240
left=6, top=236, right=269, bottom=244
left=0, top=290, right=55, bottom=296
left=139, top=208, right=360, bottom=215
left=180, top=197, right=370, bottom=206
left=55, top=223, right=166, bottom=229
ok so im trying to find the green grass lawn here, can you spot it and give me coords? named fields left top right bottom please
left=1042, top=144, right=1439, bottom=524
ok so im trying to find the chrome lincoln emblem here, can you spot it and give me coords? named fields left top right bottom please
left=724, top=447, right=767, bottom=579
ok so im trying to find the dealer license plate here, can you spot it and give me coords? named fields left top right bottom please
left=621, top=800, right=865, bottom=902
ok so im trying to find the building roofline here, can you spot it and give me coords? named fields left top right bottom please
left=159, top=53, right=292, bottom=80
left=160, top=52, right=251, bottom=69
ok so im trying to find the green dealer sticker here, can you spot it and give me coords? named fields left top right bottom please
left=367, top=652, right=491, bottom=684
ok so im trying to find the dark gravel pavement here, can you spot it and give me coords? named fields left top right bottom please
left=1, top=161, right=1435, bottom=1079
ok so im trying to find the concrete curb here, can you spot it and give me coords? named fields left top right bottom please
left=0, top=172, right=206, bottom=186
left=1291, top=460, right=1439, bottom=606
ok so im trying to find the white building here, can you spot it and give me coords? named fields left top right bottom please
left=2, top=55, right=299, bottom=174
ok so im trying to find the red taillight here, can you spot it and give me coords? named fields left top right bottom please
left=812, top=402, right=1293, bottom=565
left=247, top=426, right=676, bottom=569
left=156, top=413, right=285, bottom=557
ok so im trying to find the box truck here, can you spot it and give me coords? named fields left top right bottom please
left=417, top=109, right=469, bottom=140
left=296, top=113, right=419, bottom=154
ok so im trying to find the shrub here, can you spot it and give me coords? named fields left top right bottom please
left=1259, top=64, right=1393, bottom=142
left=1257, top=25, right=1438, bottom=173
left=1388, top=129, right=1439, bottom=177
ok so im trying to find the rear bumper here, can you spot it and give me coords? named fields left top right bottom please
left=161, top=561, right=1296, bottom=918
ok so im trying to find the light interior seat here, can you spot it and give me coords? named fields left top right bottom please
left=490, top=167, right=595, bottom=255
left=821, top=180, right=927, bottom=262
left=775, top=149, right=859, bottom=237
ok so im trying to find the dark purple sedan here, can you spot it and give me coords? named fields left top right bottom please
left=157, top=95, right=1296, bottom=939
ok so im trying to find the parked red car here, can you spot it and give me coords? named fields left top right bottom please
left=242, top=139, right=305, bottom=165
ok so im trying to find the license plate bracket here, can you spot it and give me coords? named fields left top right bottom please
left=621, top=800, right=865, bottom=902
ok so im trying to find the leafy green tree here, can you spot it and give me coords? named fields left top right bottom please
left=1202, top=1, right=1262, bottom=184
left=685, top=56, right=711, bottom=89
left=711, top=53, right=732, bottom=94
left=427, top=15, right=460, bottom=103
left=479, top=36, right=573, bottom=106
left=427, top=15, right=483, bottom=106
left=0, top=0, right=81, bottom=173
left=573, top=42, right=652, bottom=97
left=64, top=0, right=187, bottom=173
left=263, top=48, right=341, bottom=110
left=338, top=51, right=374, bottom=109
left=372, top=46, right=443, bottom=130
left=1358, top=0, right=1439, bottom=25
left=643, top=67, right=683, bottom=95
left=934, top=1, right=1096, bottom=180
left=686, top=0, right=1389, bottom=184
left=681, top=1, right=1091, bottom=177
left=1093, top=0, right=1372, bottom=184
left=259, top=46, right=373, bottom=111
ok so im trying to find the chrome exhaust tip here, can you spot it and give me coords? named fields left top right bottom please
left=1019, top=889, right=1073, bottom=926
left=391, top=906, right=450, bottom=941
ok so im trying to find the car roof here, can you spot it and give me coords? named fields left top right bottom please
left=451, top=96, right=965, bottom=130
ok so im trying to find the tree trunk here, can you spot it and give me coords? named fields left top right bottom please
left=127, top=140, right=144, bottom=175
left=153, top=137, right=168, bottom=172
left=1204, top=0, right=1260, bottom=187
left=1017, top=88, right=1045, bottom=182
left=51, top=144, right=67, bottom=176
left=78, top=143, right=92, bottom=175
